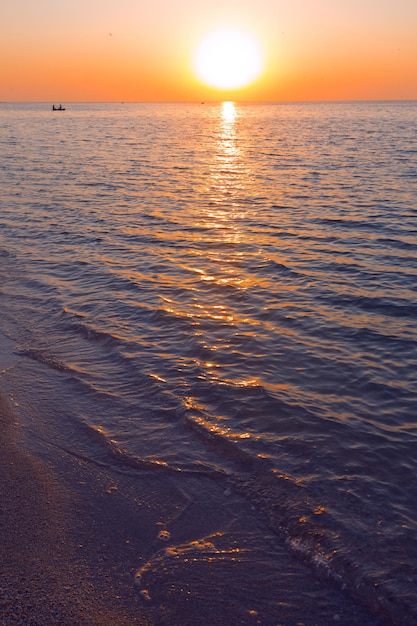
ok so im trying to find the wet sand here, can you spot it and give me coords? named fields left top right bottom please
left=0, top=386, right=384, bottom=626
left=0, top=389, right=152, bottom=625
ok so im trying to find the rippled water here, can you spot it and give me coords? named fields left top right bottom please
left=1, top=101, right=417, bottom=623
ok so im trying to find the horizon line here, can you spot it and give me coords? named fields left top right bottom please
left=2, top=99, right=417, bottom=105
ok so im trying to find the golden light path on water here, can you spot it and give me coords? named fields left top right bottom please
left=208, top=101, right=241, bottom=242
left=181, top=102, right=264, bottom=422
left=2, top=102, right=417, bottom=623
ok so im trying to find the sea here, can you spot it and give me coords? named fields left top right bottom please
left=0, top=101, right=416, bottom=625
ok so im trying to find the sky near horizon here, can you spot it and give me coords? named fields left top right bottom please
left=1, top=0, right=416, bottom=102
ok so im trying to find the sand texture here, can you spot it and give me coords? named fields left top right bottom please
left=0, top=390, right=152, bottom=625
left=0, top=387, right=384, bottom=626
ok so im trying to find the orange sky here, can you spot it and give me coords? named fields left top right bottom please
left=1, top=0, right=416, bottom=101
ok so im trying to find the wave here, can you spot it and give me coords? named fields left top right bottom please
left=15, top=346, right=72, bottom=373
left=2, top=101, right=417, bottom=624
left=82, top=406, right=417, bottom=624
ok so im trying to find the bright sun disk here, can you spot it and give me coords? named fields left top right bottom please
left=194, top=28, right=263, bottom=90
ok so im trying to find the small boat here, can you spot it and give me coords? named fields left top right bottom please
left=52, top=104, right=65, bottom=111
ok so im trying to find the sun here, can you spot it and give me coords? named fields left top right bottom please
left=194, top=28, right=263, bottom=90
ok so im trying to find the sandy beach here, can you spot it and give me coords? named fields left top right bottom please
left=1, top=382, right=387, bottom=626
left=0, top=388, right=155, bottom=625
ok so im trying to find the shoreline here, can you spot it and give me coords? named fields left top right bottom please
left=0, top=389, right=152, bottom=625
left=0, top=318, right=385, bottom=626
left=0, top=384, right=385, bottom=626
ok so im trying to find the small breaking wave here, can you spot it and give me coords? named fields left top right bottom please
left=15, top=345, right=72, bottom=373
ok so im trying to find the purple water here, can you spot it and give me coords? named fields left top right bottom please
left=1, top=101, right=416, bottom=623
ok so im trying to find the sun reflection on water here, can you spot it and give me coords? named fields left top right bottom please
left=181, top=101, right=267, bottom=406
left=221, top=101, right=237, bottom=126
left=202, top=101, right=247, bottom=243
left=218, top=101, right=240, bottom=166
left=192, top=102, right=255, bottom=290
left=161, top=102, right=267, bottom=415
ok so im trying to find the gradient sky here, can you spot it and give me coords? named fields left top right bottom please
left=1, top=0, right=416, bottom=101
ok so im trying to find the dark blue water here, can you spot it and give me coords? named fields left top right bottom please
left=1, top=101, right=416, bottom=623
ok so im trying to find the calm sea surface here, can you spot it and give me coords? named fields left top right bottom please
left=1, top=101, right=416, bottom=623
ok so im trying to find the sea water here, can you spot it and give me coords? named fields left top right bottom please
left=0, top=101, right=416, bottom=623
